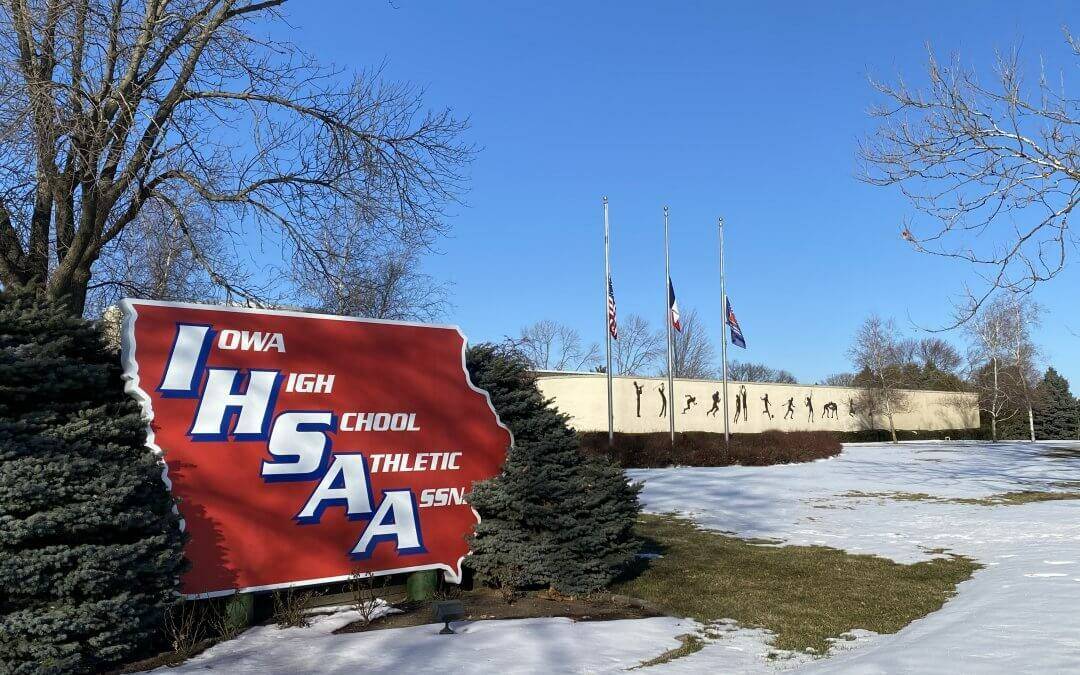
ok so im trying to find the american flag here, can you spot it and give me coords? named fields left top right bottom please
left=607, top=278, right=618, bottom=340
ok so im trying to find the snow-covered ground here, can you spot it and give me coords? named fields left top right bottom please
left=150, top=441, right=1080, bottom=674
left=635, top=441, right=1080, bottom=674
left=155, top=604, right=695, bottom=674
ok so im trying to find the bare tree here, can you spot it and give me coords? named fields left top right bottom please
left=609, top=313, right=663, bottom=375
left=894, top=337, right=919, bottom=365
left=861, top=34, right=1080, bottom=324
left=848, top=315, right=911, bottom=443
left=819, top=372, right=855, bottom=387
left=915, top=337, right=963, bottom=374
left=513, top=320, right=600, bottom=372
left=660, top=308, right=716, bottom=379
left=728, top=360, right=797, bottom=384
left=963, top=295, right=1041, bottom=441
left=84, top=198, right=229, bottom=315
left=0, top=1, right=471, bottom=314
left=1004, top=300, right=1042, bottom=441
left=294, top=215, right=449, bottom=322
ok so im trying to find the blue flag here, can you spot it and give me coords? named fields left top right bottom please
left=726, top=297, right=746, bottom=349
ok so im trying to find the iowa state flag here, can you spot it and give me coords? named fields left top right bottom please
left=668, top=278, right=682, bottom=332
left=726, top=297, right=746, bottom=348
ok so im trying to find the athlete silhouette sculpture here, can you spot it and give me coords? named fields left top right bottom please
left=658, top=383, right=667, bottom=417
left=734, top=385, right=750, bottom=422
left=847, top=398, right=856, bottom=417
left=822, top=401, right=838, bottom=419
left=805, top=394, right=814, bottom=422
left=707, top=391, right=721, bottom=417
left=761, top=393, right=774, bottom=419
left=784, top=397, right=796, bottom=419
left=634, top=381, right=644, bottom=417
left=683, top=394, right=697, bottom=413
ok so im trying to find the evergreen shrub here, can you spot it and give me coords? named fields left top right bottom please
left=1033, top=368, right=1079, bottom=440
left=0, top=288, right=186, bottom=674
left=465, top=344, right=641, bottom=596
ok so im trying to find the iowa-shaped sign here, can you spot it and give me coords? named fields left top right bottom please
left=120, top=300, right=511, bottom=598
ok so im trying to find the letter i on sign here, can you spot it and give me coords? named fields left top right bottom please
left=158, top=324, right=215, bottom=397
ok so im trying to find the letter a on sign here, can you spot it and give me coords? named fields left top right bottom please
left=120, top=300, right=511, bottom=597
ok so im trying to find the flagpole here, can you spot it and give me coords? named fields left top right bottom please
left=664, top=206, right=676, bottom=445
left=603, top=196, right=614, bottom=449
left=718, top=217, right=730, bottom=449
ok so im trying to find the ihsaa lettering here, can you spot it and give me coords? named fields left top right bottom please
left=340, top=412, right=420, bottom=432
left=419, top=487, right=466, bottom=508
left=157, top=321, right=424, bottom=561
left=285, top=372, right=335, bottom=394
left=217, top=329, right=286, bottom=352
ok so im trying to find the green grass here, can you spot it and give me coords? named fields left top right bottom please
left=614, top=515, right=979, bottom=656
left=844, top=490, right=1080, bottom=506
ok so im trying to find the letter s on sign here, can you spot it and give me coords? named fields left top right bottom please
left=261, top=411, right=335, bottom=481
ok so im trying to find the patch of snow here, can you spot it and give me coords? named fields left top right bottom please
left=645, top=622, right=816, bottom=674
left=148, top=610, right=695, bottom=674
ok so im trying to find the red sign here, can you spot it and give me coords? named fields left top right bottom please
left=120, top=300, right=510, bottom=597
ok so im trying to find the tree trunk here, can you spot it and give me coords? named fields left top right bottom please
left=1028, top=406, right=1035, bottom=443
left=991, top=357, right=1000, bottom=442
left=46, top=260, right=93, bottom=315
left=883, top=393, right=897, bottom=444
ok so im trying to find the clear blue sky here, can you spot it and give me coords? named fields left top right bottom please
left=267, top=1, right=1079, bottom=385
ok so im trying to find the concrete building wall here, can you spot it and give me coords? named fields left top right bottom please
left=534, top=373, right=979, bottom=434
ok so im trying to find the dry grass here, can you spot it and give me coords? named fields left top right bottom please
left=614, top=515, right=979, bottom=655
left=991, top=491, right=1080, bottom=505
left=630, top=633, right=706, bottom=669
left=844, top=490, right=1080, bottom=506
left=272, top=589, right=318, bottom=629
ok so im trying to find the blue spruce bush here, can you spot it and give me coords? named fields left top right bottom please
left=0, top=287, right=187, bottom=673
left=465, top=344, right=640, bottom=596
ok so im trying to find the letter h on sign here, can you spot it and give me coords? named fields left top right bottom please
left=188, top=368, right=281, bottom=441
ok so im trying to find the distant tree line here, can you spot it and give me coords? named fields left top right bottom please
left=516, top=295, right=1078, bottom=442
left=515, top=309, right=787, bottom=381
left=844, top=298, right=1077, bottom=442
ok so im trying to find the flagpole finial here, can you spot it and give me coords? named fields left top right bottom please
left=603, top=195, right=608, bottom=204
left=663, top=205, right=669, bottom=216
